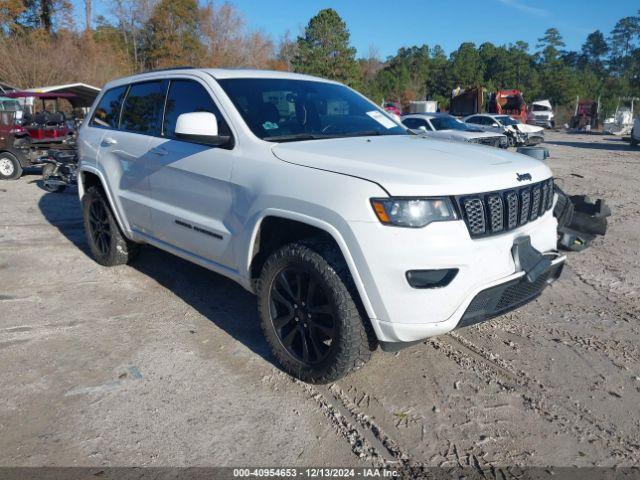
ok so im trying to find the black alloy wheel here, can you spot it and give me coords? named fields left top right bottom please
left=82, top=186, right=139, bottom=266
left=269, top=267, right=336, bottom=365
left=88, top=198, right=112, bottom=257
left=257, top=240, right=373, bottom=383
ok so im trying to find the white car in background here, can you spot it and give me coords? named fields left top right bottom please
left=527, top=100, right=555, bottom=129
left=464, top=113, right=545, bottom=147
left=402, top=113, right=508, bottom=148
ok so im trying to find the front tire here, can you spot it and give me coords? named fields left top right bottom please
left=257, top=240, right=372, bottom=383
left=0, top=152, right=22, bottom=180
left=82, top=186, right=139, bottom=266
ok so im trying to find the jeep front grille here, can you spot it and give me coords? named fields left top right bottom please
left=457, top=179, right=554, bottom=238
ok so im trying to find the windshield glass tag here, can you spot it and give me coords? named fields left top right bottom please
left=366, top=110, right=396, bottom=129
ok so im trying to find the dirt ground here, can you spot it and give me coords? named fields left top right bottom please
left=1, top=131, right=639, bottom=471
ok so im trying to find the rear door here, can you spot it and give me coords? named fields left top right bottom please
left=145, top=78, right=236, bottom=268
left=97, top=80, right=166, bottom=234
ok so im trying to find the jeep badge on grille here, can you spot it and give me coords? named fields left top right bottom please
left=516, top=172, right=532, bottom=182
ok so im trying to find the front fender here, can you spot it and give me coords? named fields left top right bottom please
left=238, top=208, right=382, bottom=336
left=78, top=165, right=131, bottom=237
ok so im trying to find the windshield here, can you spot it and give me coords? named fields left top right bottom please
left=0, top=97, right=22, bottom=111
left=532, top=104, right=551, bottom=112
left=217, top=78, right=406, bottom=141
left=429, top=116, right=472, bottom=131
left=497, top=115, right=519, bottom=126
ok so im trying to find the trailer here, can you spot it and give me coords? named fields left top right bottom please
left=449, top=86, right=484, bottom=117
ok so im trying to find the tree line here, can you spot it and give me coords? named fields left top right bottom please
left=0, top=1, right=639, bottom=117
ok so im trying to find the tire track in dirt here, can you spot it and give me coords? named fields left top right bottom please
left=308, top=379, right=498, bottom=476
left=264, top=371, right=496, bottom=475
left=493, top=317, right=640, bottom=370
left=440, top=332, right=640, bottom=462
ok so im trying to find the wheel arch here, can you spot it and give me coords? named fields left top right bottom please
left=78, top=167, right=130, bottom=236
left=245, top=210, right=380, bottom=333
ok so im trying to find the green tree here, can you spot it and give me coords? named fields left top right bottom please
left=536, top=28, right=565, bottom=64
left=582, top=30, right=608, bottom=64
left=291, top=8, right=360, bottom=86
left=450, top=42, right=484, bottom=87
left=609, top=15, right=640, bottom=75
left=142, top=0, right=203, bottom=69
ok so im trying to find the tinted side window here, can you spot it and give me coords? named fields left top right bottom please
left=403, top=118, right=427, bottom=129
left=120, top=81, right=165, bottom=135
left=163, top=79, right=231, bottom=139
left=482, top=117, right=496, bottom=126
left=402, top=118, right=418, bottom=129
left=90, top=86, right=127, bottom=129
left=466, top=116, right=480, bottom=124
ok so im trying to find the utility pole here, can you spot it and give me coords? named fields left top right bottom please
left=85, top=0, right=92, bottom=32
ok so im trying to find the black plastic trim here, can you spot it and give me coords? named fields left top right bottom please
left=406, top=268, right=458, bottom=289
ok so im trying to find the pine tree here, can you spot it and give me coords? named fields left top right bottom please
left=291, top=8, right=360, bottom=87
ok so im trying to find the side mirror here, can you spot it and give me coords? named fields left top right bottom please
left=418, top=125, right=428, bottom=131
left=492, top=122, right=500, bottom=127
left=175, top=112, right=230, bottom=146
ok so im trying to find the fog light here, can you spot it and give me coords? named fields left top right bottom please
left=406, top=269, right=458, bottom=289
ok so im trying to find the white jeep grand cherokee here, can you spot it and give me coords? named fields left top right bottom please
left=78, top=68, right=565, bottom=382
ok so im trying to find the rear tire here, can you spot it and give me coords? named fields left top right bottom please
left=257, top=240, right=372, bottom=383
left=0, top=152, right=22, bottom=180
left=82, top=185, right=139, bottom=266
left=42, top=164, right=66, bottom=193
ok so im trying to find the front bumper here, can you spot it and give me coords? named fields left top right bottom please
left=373, top=254, right=564, bottom=343
left=456, top=256, right=563, bottom=329
left=348, top=209, right=561, bottom=343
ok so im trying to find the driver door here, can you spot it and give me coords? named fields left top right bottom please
left=145, top=78, right=236, bottom=269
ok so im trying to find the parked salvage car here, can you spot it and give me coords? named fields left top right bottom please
left=78, top=68, right=564, bottom=383
left=464, top=113, right=544, bottom=147
left=527, top=100, right=555, bottom=129
left=603, top=98, right=635, bottom=136
left=402, top=113, right=508, bottom=148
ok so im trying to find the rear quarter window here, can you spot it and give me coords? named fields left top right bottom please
left=90, top=85, right=128, bottom=129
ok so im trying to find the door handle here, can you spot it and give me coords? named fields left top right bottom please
left=150, top=147, right=169, bottom=156
left=101, top=137, right=117, bottom=146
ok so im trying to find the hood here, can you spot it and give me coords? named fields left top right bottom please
left=425, top=130, right=504, bottom=141
left=531, top=100, right=552, bottom=109
left=514, top=123, right=544, bottom=134
left=271, top=135, right=551, bottom=196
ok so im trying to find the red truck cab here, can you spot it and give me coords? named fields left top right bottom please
left=488, top=90, right=527, bottom=123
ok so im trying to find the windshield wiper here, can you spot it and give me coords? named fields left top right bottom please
left=341, top=130, right=384, bottom=137
left=265, top=133, right=328, bottom=142
left=266, top=130, right=398, bottom=142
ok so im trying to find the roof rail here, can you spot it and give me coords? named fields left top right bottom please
left=142, top=66, right=196, bottom=73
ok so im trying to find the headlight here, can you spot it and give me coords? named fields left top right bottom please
left=370, top=197, right=457, bottom=228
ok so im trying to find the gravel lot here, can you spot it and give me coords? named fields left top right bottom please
left=1, top=131, right=639, bottom=471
